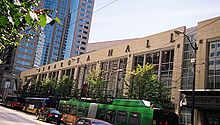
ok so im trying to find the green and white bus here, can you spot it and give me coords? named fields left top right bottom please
left=59, top=99, right=179, bottom=125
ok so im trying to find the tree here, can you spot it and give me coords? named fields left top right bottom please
left=125, top=64, right=172, bottom=108
left=0, top=0, right=60, bottom=54
left=41, top=78, right=57, bottom=97
left=56, top=76, right=76, bottom=98
left=21, top=79, right=41, bottom=97
left=86, top=69, right=108, bottom=99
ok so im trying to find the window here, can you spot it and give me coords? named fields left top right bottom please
left=87, top=5, right=92, bottom=9
left=116, top=111, right=127, bottom=124
left=16, top=60, right=31, bottom=66
left=181, top=34, right=196, bottom=89
left=82, top=3, right=86, bottom=6
left=81, top=47, right=85, bottom=50
left=180, top=107, right=191, bottom=125
left=76, top=119, right=85, bottom=125
left=106, top=110, right=116, bottom=124
left=77, top=107, right=88, bottom=117
left=133, top=55, right=144, bottom=68
left=61, top=62, right=63, bottom=67
left=81, top=8, right=85, bottom=12
left=17, top=54, right=32, bottom=60
left=84, top=25, right=88, bottom=29
left=129, top=113, right=140, bottom=125
left=96, top=109, right=106, bottom=120
left=83, top=31, right=87, bottom=34
left=15, top=66, right=28, bottom=71
left=82, top=36, right=87, bottom=40
left=18, top=47, right=33, bottom=54
left=81, top=41, right=86, bottom=45
left=207, top=40, right=220, bottom=89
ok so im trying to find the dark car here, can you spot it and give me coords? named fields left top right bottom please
left=73, top=118, right=112, bottom=125
left=36, top=108, right=62, bottom=123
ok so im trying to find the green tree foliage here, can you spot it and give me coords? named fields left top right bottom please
left=125, top=64, right=172, bottom=107
left=21, top=76, right=76, bottom=98
left=0, top=0, right=60, bottom=53
left=56, top=76, right=76, bottom=98
left=21, top=79, right=41, bottom=97
left=86, top=69, right=108, bottom=99
left=41, top=78, right=57, bottom=96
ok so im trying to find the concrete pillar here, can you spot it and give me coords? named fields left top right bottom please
left=46, top=73, right=49, bottom=79
left=57, top=70, right=62, bottom=80
left=123, top=54, right=134, bottom=96
left=197, top=110, right=203, bottom=125
left=73, top=66, right=80, bottom=89
left=36, top=75, right=40, bottom=82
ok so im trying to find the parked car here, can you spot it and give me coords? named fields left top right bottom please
left=36, top=108, right=62, bottom=123
left=73, top=118, right=112, bottom=125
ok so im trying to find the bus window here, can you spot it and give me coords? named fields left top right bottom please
left=96, top=109, right=106, bottom=120
left=70, top=105, right=77, bottom=115
left=106, top=110, right=116, bottom=124
left=61, top=104, right=66, bottom=113
left=129, top=112, right=140, bottom=125
left=77, top=107, right=88, bottom=117
left=66, top=104, right=71, bottom=114
left=116, top=111, right=128, bottom=124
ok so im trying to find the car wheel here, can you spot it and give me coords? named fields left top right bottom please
left=36, top=114, right=40, bottom=120
left=43, top=117, right=48, bottom=122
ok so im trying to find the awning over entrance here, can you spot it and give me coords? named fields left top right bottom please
left=180, top=89, right=220, bottom=109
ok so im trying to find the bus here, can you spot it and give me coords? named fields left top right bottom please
left=4, top=96, right=25, bottom=109
left=58, top=99, right=179, bottom=125
left=23, top=97, right=58, bottom=114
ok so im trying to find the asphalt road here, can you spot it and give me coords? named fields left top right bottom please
left=0, top=105, right=53, bottom=125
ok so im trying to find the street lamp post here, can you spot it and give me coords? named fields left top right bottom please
left=174, top=29, right=198, bottom=125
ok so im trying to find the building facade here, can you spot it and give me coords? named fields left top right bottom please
left=12, top=0, right=95, bottom=75
left=20, top=16, right=220, bottom=125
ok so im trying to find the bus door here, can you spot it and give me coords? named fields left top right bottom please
left=87, top=103, right=98, bottom=118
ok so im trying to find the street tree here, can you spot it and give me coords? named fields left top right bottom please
left=41, top=78, right=57, bottom=97
left=21, top=79, right=41, bottom=97
left=56, top=76, right=76, bottom=98
left=125, top=64, right=172, bottom=107
left=0, top=0, right=60, bottom=59
left=86, top=69, right=108, bottom=99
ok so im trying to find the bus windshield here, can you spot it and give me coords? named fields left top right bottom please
left=153, top=109, right=179, bottom=125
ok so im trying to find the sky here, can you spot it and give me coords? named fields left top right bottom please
left=89, top=0, right=220, bottom=43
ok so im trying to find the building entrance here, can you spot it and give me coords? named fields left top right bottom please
left=205, top=110, right=220, bottom=125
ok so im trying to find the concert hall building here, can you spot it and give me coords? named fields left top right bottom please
left=20, top=16, right=220, bottom=125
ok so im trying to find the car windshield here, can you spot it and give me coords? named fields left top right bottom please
left=92, top=121, right=111, bottom=125
left=50, top=109, right=60, bottom=114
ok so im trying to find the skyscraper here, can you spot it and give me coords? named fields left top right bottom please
left=11, top=0, right=95, bottom=75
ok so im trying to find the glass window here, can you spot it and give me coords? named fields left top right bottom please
left=129, top=113, right=140, bottom=125
left=116, top=111, right=127, bottom=124
left=15, top=66, right=29, bottom=71
left=96, top=109, right=106, bottom=120
left=16, top=60, right=31, bottom=66
left=133, top=55, right=144, bottom=68
left=180, top=107, right=191, bottom=125
left=106, top=110, right=116, bottom=124
left=181, top=34, right=196, bottom=89
left=207, top=40, right=220, bottom=89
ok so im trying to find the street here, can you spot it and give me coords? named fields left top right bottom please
left=0, top=105, right=53, bottom=125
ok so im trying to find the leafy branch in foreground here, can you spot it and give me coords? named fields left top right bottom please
left=0, top=0, right=60, bottom=53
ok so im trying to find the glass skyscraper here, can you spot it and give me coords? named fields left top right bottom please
left=12, top=0, right=95, bottom=75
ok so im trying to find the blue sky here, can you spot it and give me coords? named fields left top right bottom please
left=89, top=0, right=220, bottom=43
